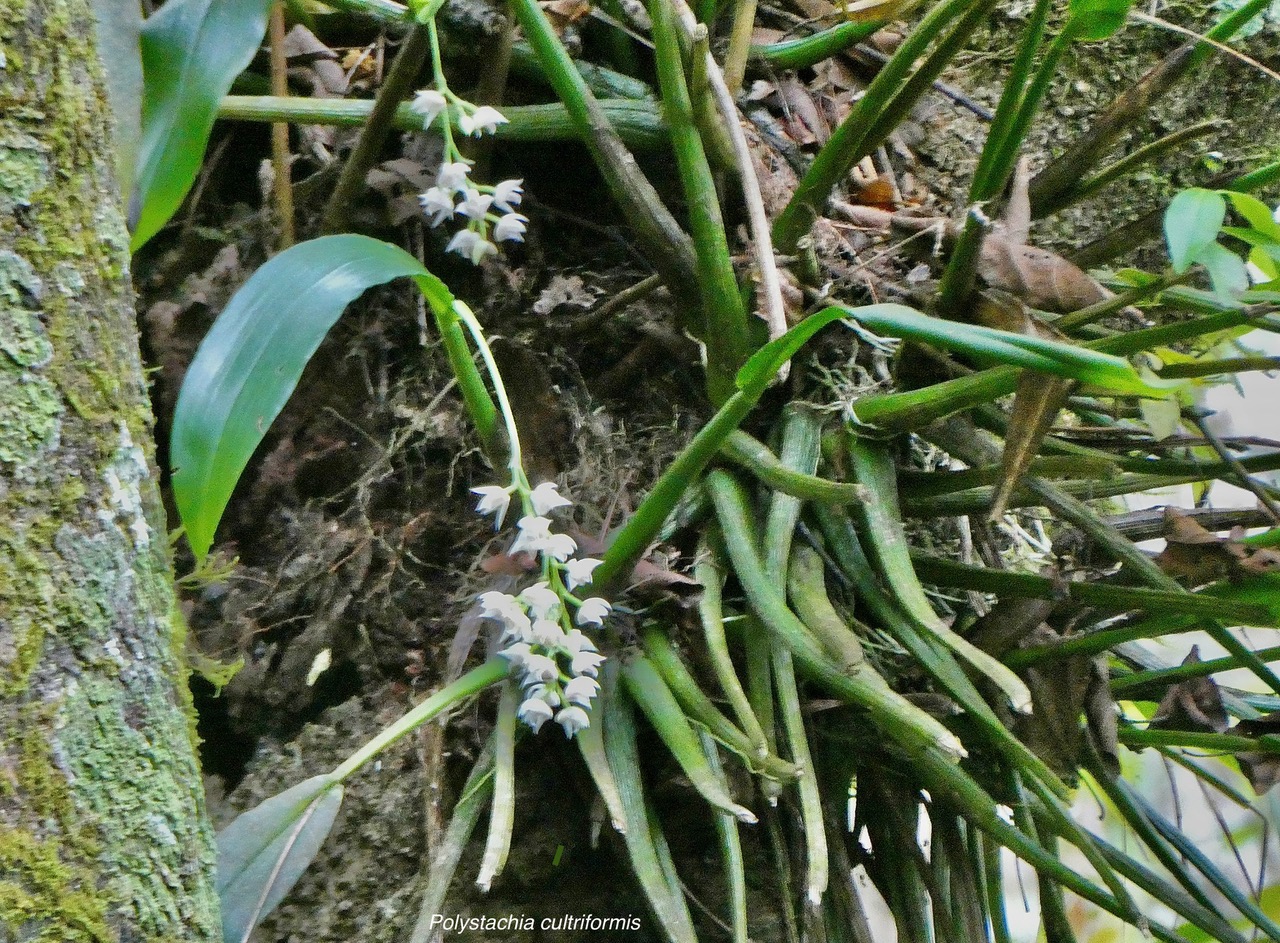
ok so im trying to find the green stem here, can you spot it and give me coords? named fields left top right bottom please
left=854, top=306, right=1272, bottom=431
left=218, top=95, right=668, bottom=150
left=750, top=19, right=884, bottom=71
left=640, top=627, right=798, bottom=781
left=507, top=0, right=700, bottom=299
left=602, top=668, right=699, bottom=943
left=593, top=390, right=756, bottom=592
left=1048, top=119, right=1225, bottom=215
left=772, top=0, right=986, bottom=253
left=787, top=543, right=865, bottom=673
left=1119, top=726, right=1280, bottom=754
left=429, top=298, right=502, bottom=462
left=408, top=743, right=495, bottom=943
left=911, top=553, right=1274, bottom=625
left=707, top=472, right=968, bottom=762
left=622, top=653, right=759, bottom=822
left=763, top=407, right=828, bottom=907
left=846, top=437, right=1031, bottom=713
left=720, top=431, right=868, bottom=504
left=699, top=733, right=749, bottom=943
left=476, top=679, right=519, bottom=891
left=649, top=0, right=754, bottom=403
left=968, top=0, right=1050, bottom=199
left=931, top=423, right=1280, bottom=694
left=813, top=503, right=1072, bottom=797
left=1157, top=354, right=1280, bottom=378
left=695, top=538, right=771, bottom=754
left=910, top=750, right=1184, bottom=942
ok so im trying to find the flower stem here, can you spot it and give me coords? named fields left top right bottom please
left=330, top=658, right=507, bottom=782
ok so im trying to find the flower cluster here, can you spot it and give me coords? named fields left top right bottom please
left=410, top=88, right=527, bottom=265
left=472, top=482, right=611, bottom=737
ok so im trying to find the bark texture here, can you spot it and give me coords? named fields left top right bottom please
left=0, top=2, right=221, bottom=940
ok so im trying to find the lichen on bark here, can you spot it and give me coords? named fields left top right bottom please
left=0, top=1, right=221, bottom=940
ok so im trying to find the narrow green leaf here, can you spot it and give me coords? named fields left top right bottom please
left=603, top=669, right=699, bottom=943
left=171, top=235, right=448, bottom=561
left=1066, top=0, right=1135, bottom=40
left=217, top=774, right=344, bottom=943
left=133, top=0, right=273, bottom=248
left=1223, top=226, right=1280, bottom=262
left=622, top=654, right=758, bottom=823
left=735, top=307, right=849, bottom=394
left=810, top=304, right=1169, bottom=393
left=1165, top=188, right=1226, bottom=273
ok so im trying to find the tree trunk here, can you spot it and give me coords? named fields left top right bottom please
left=0, top=2, right=221, bottom=940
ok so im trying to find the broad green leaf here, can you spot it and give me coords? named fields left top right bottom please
left=1066, top=0, right=1134, bottom=39
left=132, top=0, right=273, bottom=249
left=217, top=774, right=344, bottom=943
left=1226, top=191, right=1280, bottom=239
left=1166, top=188, right=1227, bottom=273
left=1223, top=226, right=1280, bottom=263
left=172, top=235, right=454, bottom=562
left=1195, top=239, right=1251, bottom=297
left=1251, top=246, right=1280, bottom=281
left=90, top=0, right=143, bottom=206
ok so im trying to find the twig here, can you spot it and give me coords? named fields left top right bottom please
left=1185, top=407, right=1280, bottom=524
left=566, top=273, right=664, bottom=335
left=1104, top=505, right=1278, bottom=544
left=722, top=0, right=758, bottom=94
left=854, top=43, right=994, bottom=121
left=269, top=2, right=296, bottom=247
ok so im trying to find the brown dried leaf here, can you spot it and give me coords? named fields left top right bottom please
left=972, top=292, right=1075, bottom=518
left=1014, top=623, right=1108, bottom=782
left=978, top=236, right=1113, bottom=314
left=1155, top=507, right=1280, bottom=583
left=544, top=0, right=592, bottom=24
left=1234, top=713, right=1280, bottom=793
left=283, top=25, right=348, bottom=97
left=1149, top=647, right=1228, bottom=734
left=967, top=596, right=1057, bottom=659
left=852, top=178, right=896, bottom=211
left=779, top=77, right=825, bottom=146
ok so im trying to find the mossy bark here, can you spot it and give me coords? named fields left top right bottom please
left=0, top=2, right=221, bottom=940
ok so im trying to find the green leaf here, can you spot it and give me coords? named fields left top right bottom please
left=735, top=307, right=849, bottom=394
left=132, top=0, right=273, bottom=249
left=1223, top=226, right=1280, bottom=263
left=1165, top=188, right=1227, bottom=273
left=90, top=0, right=144, bottom=206
left=217, top=774, right=344, bottom=943
left=172, top=235, right=446, bottom=562
left=1066, top=0, right=1134, bottom=39
left=739, top=304, right=1171, bottom=399
left=1226, top=191, right=1280, bottom=239
left=1195, top=240, right=1252, bottom=297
